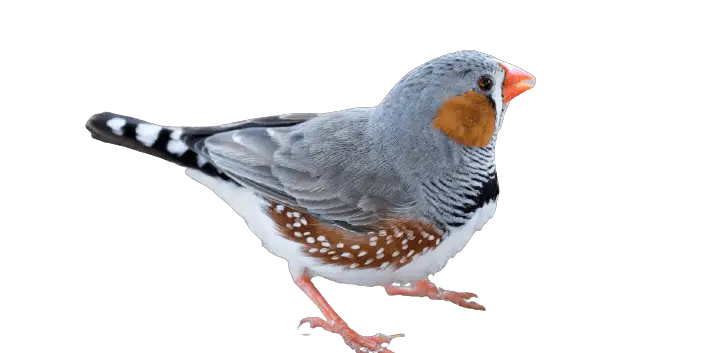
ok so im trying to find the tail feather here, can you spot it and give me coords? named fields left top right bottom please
left=85, top=112, right=229, bottom=180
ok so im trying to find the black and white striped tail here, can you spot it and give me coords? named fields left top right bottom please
left=85, top=112, right=229, bottom=180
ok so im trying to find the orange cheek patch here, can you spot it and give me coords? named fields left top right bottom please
left=432, top=91, right=496, bottom=147
left=268, top=204, right=443, bottom=270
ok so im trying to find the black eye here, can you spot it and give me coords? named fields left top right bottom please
left=477, top=77, right=493, bottom=91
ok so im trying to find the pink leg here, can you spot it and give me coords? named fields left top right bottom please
left=384, top=280, right=486, bottom=310
left=295, top=270, right=404, bottom=352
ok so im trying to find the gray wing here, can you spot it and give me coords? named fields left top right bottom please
left=192, top=108, right=408, bottom=230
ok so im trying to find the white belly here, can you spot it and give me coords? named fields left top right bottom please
left=186, top=169, right=498, bottom=286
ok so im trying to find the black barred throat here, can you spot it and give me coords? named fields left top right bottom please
left=423, top=144, right=500, bottom=229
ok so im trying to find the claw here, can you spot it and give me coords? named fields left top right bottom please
left=376, top=333, right=405, bottom=342
left=440, top=290, right=485, bottom=310
left=298, top=316, right=328, bottom=330
left=370, top=333, right=405, bottom=346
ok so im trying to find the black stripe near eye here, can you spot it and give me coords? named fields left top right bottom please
left=485, top=95, right=496, bottom=113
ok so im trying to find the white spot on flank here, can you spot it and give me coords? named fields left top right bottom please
left=392, top=250, right=400, bottom=257
left=306, top=237, right=315, bottom=244
left=407, top=250, right=415, bottom=257
left=376, top=253, right=385, bottom=259
left=380, top=262, right=390, bottom=269
left=369, top=236, right=378, bottom=242
left=303, top=232, right=311, bottom=236
left=286, top=212, right=293, bottom=218
left=292, top=212, right=300, bottom=218
left=319, top=248, right=328, bottom=253
left=321, top=242, right=331, bottom=248
left=275, top=205, right=285, bottom=212
left=357, top=251, right=367, bottom=257
left=400, top=257, right=407, bottom=263
left=300, top=218, right=308, bottom=225
left=332, top=256, right=341, bottom=260
left=309, top=248, right=318, bottom=253
left=365, top=259, right=374, bottom=265
left=317, top=236, right=327, bottom=242
left=336, top=243, right=344, bottom=248
left=293, top=222, right=301, bottom=227
left=350, top=263, right=359, bottom=269
left=136, top=123, right=162, bottom=147
left=328, top=251, right=336, bottom=255
left=106, top=118, right=126, bottom=135
left=341, top=252, right=352, bottom=258
left=285, top=223, right=293, bottom=229
left=377, top=248, right=385, bottom=255
left=402, top=239, right=408, bottom=245
left=351, top=245, right=360, bottom=250
left=379, top=230, right=387, bottom=236
left=167, top=140, right=188, bottom=155
left=436, top=238, right=441, bottom=245
left=294, top=232, right=302, bottom=237
left=402, top=244, right=409, bottom=250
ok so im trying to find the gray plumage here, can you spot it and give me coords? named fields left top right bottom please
left=87, top=50, right=513, bottom=233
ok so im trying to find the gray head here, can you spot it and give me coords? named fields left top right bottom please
left=366, top=50, right=534, bottom=180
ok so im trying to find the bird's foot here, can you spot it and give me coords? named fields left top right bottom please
left=384, top=279, right=485, bottom=310
left=299, top=317, right=404, bottom=353
left=436, top=290, right=485, bottom=310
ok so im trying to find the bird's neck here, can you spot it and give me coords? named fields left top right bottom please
left=458, top=141, right=497, bottom=181
left=419, top=138, right=498, bottom=230
left=364, top=109, right=499, bottom=192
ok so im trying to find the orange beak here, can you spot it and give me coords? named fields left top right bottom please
left=499, top=62, right=535, bottom=104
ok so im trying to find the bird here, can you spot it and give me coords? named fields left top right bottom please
left=85, top=50, right=535, bottom=353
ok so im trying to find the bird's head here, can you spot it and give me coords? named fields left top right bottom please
left=372, top=50, right=534, bottom=147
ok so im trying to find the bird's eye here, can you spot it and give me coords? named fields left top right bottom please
left=477, top=77, right=493, bottom=91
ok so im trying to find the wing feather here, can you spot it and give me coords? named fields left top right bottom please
left=197, top=108, right=407, bottom=230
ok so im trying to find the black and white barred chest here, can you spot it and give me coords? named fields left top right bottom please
left=422, top=145, right=500, bottom=229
